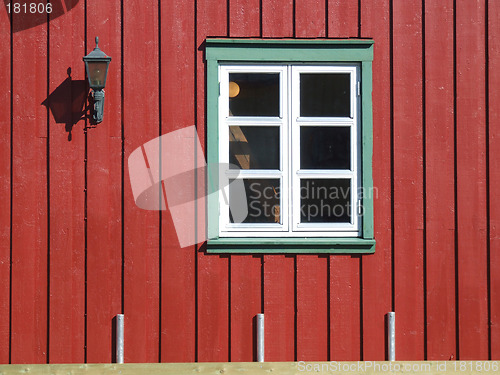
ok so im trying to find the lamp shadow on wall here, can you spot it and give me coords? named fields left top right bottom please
left=42, top=67, right=89, bottom=141
left=3, top=0, right=80, bottom=33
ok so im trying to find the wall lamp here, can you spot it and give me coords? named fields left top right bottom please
left=83, top=36, right=111, bottom=124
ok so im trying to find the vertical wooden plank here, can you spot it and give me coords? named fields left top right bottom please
left=263, top=255, right=295, bottom=361
left=296, top=256, right=329, bottom=360
left=262, top=0, right=293, bottom=38
left=160, top=0, right=197, bottom=363
left=261, top=0, right=295, bottom=362
left=295, top=0, right=328, bottom=362
left=456, top=0, right=488, bottom=360
left=196, top=0, right=229, bottom=363
left=295, top=0, right=326, bottom=38
left=328, top=0, right=358, bottom=38
left=229, top=0, right=260, bottom=37
left=360, top=0, right=392, bottom=361
left=10, top=9, right=48, bottom=364
left=393, top=0, right=425, bottom=360
left=327, top=2, right=361, bottom=362
left=0, top=2, right=11, bottom=365
left=47, top=0, right=86, bottom=363
left=228, top=0, right=262, bottom=362
left=123, top=0, right=160, bottom=363
left=489, top=0, right=500, bottom=359
left=197, top=252, right=230, bottom=362
left=229, top=256, right=261, bottom=361
left=424, top=0, right=456, bottom=361
left=85, top=0, right=122, bottom=362
left=330, top=257, right=360, bottom=360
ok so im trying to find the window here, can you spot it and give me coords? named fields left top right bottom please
left=205, top=39, right=375, bottom=253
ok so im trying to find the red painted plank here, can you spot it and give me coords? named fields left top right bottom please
left=160, top=0, right=197, bottom=363
left=359, top=0, right=392, bottom=361
left=260, top=2, right=295, bottom=362
left=228, top=0, right=263, bottom=362
left=296, top=256, right=329, bottom=361
left=0, top=3, right=10, bottom=365
left=197, top=252, right=230, bottom=362
left=196, top=0, right=230, bottom=362
left=229, top=0, right=260, bottom=37
left=10, top=10, right=48, bottom=364
left=262, top=0, right=293, bottom=38
left=85, top=0, right=123, bottom=362
left=263, top=255, right=295, bottom=361
left=489, top=0, right=500, bottom=359
left=47, top=2, right=86, bottom=363
left=295, top=0, right=326, bottom=38
left=330, top=256, right=360, bottom=360
left=230, top=256, right=262, bottom=361
left=328, top=0, right=358, bottom=38
left=456, top=0, right=488, bottom=360
left=326, top=2, right=361, bottom=361
left=393, top=0, right=425, bottom=360
left=123, top=0, right=160, bottom=363
left=424, top=0, right=456, bottom=361
left=295, top=0, right=328, bottom=362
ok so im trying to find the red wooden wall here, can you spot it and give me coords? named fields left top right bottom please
left=0, top=0, right=499, bottom=363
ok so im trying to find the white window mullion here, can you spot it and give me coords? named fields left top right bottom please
left=281, top=70, right=290, bottom=232
left=290, top=65, right=360, bottom=234
left=219, top=64, right=361, bottom=237
left=219, top=65, right=288, bottom=235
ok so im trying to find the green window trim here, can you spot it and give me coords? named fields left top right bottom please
left=205, top=38, right=375, bottom=254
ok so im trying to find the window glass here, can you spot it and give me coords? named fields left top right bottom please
left=300, top=126, right=350, bottom=170
left=229, top=73, right=280, bottom=117
left=229, top=179, right=280, bottom=224
left=300, top=73, right=350, bottom=117
left=229, top=126, right=280, bottom=169
left=300, top=179, right=351, bottom=223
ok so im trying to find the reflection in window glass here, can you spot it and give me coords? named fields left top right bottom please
left=229, top=73, right=280, bottom=117
left=300, top=73, right=350, bottom=117
left=229, top=179, right=280, bottom=223
left=300, top=179, right=351, bottom=223
left=229, top=126, right=280, bottom=169
left=300, top=126, right=350, bottom=169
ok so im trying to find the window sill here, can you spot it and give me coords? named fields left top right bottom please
left=206, top=237, right=375, bottom=254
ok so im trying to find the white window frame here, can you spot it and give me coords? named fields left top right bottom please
left=218, top=64, right=361, bottom=238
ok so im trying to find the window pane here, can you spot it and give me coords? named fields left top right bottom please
left=300, top=179, right=351, bottom=223
left=229, top=73, right=280, bottom=117
left=300, top=73, right=350, bottom=117
left=300, top=126, right=350, bottom=169
left=229, top=126, right=280, bottom=169
left=229, top=179, right=280, bottom=224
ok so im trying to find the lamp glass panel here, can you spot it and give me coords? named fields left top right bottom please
left=87, top=62, right=108, bottom=88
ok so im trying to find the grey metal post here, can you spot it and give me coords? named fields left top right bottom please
left=387, top=312, right=395, bottom=361
left=116, top=314, right=124, bottom=364
left=256, top=313, right=264, bottom=362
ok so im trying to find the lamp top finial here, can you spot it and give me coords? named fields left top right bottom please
left=95, top=36, right=99, bottom=47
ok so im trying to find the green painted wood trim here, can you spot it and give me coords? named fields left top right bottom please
left=207, top=238, right=375, bottom=254
left=205, top=38, right=374, bottom=63
left=206, top=38, right=374, bottom=45
left=361, top=61, right=375, bottom=239
left=207, top=58, right=219, bottom=240
left=205, top=38, right=375, bottom=254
